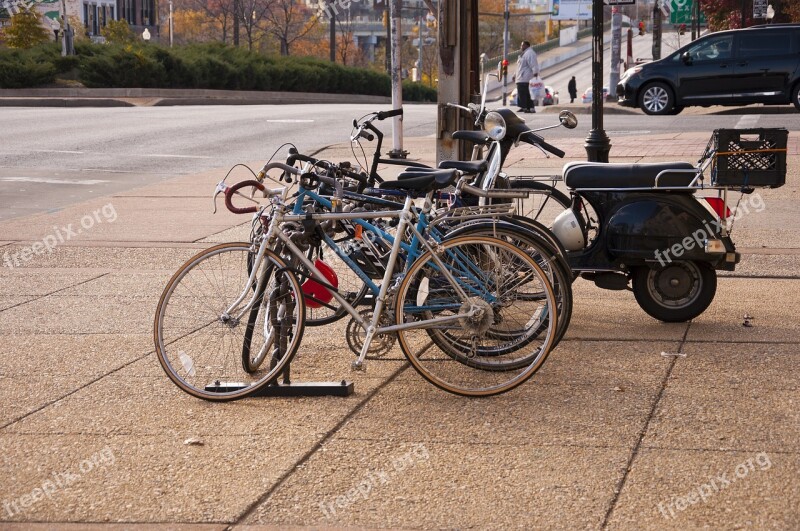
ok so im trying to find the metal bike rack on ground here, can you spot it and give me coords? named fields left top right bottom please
left=205, top=364, right=355, bottom=397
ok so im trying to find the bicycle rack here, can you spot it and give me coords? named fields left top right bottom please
left=204, top=364, right=354, bottom=398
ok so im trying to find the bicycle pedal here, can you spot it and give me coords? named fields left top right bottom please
left=351, top=360, right=367, bottom=372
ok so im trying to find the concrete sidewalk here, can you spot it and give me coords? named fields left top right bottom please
left=0, top=129, right=798, bottom=529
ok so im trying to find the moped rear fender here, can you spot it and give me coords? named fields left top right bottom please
left=603, top=193, right=737, bottom=266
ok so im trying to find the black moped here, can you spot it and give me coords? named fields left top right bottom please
left=463, top=108, right=750, bottom=323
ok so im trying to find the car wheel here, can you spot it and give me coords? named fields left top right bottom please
left=792, top=82, right=800, bottom=111
left=639, top=82, right=674, bottom=115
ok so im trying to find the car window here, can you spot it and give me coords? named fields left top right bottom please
left=739, top=31, right=792, bottom=57
left=687, top=35, right=733, bottom=61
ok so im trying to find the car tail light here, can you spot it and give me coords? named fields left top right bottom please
left=702, top=197, right=731, bottom=219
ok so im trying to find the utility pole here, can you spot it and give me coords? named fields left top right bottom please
left=233, top=0, right=240, bottom=46
left=609, top=7, right=621, bottom=99
left=652, top=0, right=662, bottom=60
left=169, top=0, right=174, bottom=47
left=388, top=0, right=405, bottom=158
left=741, top=0, right=746, bottom=27
left=330, top=11, right=336, bottom=62
left=502, top=0, right=509, bottom=106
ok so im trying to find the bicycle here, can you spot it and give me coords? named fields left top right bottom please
left=154, top=164, right=563, bottom=399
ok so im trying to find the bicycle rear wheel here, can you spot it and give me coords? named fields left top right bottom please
left=154, top=242, right=305, bottom=401
left=395, top=235, right=558, bottom=396
left=443, top=220, right=573, bottom=351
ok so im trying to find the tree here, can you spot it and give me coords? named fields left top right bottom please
left=172, top=9, right=220, bottom=44
left=4, top=7, right=51, bottom=49
left=101, top=19, right=136, bottom=44
left=238, top=0, right=273, bottom=50
left=702, top=0, right=800, bottom=30
left=183, top=0, right=237, bottom=43
left=263, top=0, right=318, bottom=55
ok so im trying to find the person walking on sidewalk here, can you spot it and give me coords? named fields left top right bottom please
left=568, top=76, right=578, bottom=103
left=512, top=40, right=539, bottom=113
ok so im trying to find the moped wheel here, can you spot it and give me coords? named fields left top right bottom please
left=632, top=261, right=716, bottom=322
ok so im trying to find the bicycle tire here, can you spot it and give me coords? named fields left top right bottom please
left=154, top=242, right=305, bottom=401
left=395, top=235, right=558, bottom=396
left=443, top=220, right=573, bottom=349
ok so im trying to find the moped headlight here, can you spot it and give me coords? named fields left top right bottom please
left=483, top=111, right=506, bottom=141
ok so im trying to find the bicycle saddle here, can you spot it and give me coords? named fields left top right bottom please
left=563, top=161, right=696, bottom=189
left=452, top=130, right=491, bottom=145
left=380, top=169, right=459, bottom=192
left=438, top=159, right=488, bottom=174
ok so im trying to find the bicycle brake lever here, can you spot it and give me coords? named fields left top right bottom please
left=212, top=181, right=228, bottom=214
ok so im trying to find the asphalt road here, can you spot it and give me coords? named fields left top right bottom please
left=0, top=103, right=795, bottom=221
left=0, top=103, right=436, bottom=221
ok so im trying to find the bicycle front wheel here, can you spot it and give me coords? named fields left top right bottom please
left=395, top=236, right=558, bottom=397
left=154, top=242, right=305, bottom=401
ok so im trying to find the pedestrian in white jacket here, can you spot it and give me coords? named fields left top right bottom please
left=512, top=40, right=539, bottom=113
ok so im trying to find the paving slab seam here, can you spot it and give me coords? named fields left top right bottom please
left=333, top=436, right=635, bottom=451
left=718, top=274, right=800, bottom=280
left=636, top=445, right=800, bottom=455
left=193, top=221, right=253, bottom=244
left=228, top=364, right=411, bottom=529
left=683, top=339, right=800, bottom=345
left=0, top=346, right=153, bottom=431
left=600, top=321, right=693, bottom=529
left=0, top=272, right=109, bottom=315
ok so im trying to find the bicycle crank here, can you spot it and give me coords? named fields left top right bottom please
left=346, top=309, right=396, bottom=359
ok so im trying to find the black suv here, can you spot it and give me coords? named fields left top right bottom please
left=617, top=24, right=800, bottom=115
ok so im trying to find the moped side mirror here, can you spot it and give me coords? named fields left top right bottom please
left=681, top=51, right=692, bottom=65
left=353, top=119, right=358, bottom=127
left=558, top=110, right=578, bottom=129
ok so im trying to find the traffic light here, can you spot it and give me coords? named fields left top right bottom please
left=679, top=24, right=686, bottom=35
left=638, top=21, right=645, bottom=36
left=501, top=59, right=508, bottom=78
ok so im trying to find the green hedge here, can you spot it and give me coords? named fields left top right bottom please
left=0, top=42, right=441, bottom=100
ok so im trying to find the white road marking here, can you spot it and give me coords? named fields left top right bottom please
left=0, top=177, right=111, bottom=185
left=141, top=154, right=214, bottom=159
left=735, top=115, right=760, bottom=129
left=607, top=130, right=652, bottom=135
left=29, top=149, right=85, bottom=154
left=266, top=119, right=315, bottom=123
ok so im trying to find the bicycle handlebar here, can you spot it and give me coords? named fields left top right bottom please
left=225, top=180, right=266, bottom=214
left=376, top=108, right=403, bottom=120
left=519, top=131, right=566, bottom=158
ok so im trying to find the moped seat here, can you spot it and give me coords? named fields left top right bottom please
left=563, top=161, right=696, bottom=189
left=452, top=130, right=491, bottom=145
left=380, top=169, right=458, bottom=192
left=438, top=159, right=488, bottom=174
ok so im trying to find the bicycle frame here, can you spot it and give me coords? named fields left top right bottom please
left=235, top=188, right=490, bottom=370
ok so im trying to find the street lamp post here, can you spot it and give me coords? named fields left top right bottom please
left=584, top=0, right=611, bottom=162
